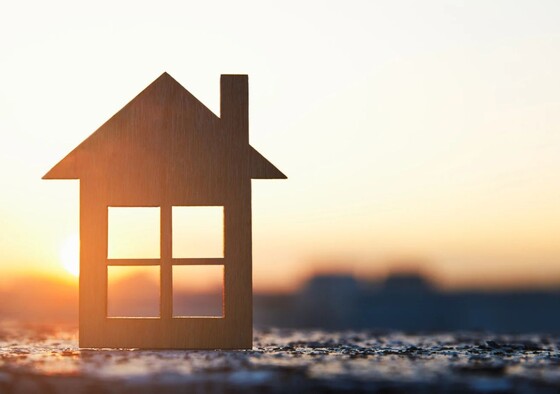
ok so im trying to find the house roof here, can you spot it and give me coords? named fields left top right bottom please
left=43, top=72, right=286, bottom=180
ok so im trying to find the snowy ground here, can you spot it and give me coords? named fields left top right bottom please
left=1, top=322, right=560, bottom=393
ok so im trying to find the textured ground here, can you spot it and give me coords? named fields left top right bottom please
left=1, top=322, right=560, bottom=393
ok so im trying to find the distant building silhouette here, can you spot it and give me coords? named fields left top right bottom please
left=298, top=275, right=360, bottom=329
left=380, top=273, right=433, bottom=294
left=254, top=272, right=560, bottom=333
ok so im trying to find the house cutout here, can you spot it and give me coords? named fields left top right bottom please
left=43, top=73, right=286, bottom=349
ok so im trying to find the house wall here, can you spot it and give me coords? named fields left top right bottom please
left=78, top=173, right=253, bottom=349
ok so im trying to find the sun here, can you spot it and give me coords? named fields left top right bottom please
left=61, top=234, right=80, bottom=277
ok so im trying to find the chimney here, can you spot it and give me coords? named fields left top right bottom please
left=220, top=74, right=248, bottom=144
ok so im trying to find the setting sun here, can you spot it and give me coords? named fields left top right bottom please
left=60, top=234, right=79, bottom=277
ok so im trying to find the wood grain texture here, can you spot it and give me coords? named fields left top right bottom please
left=43, top=73, right=286, bottom=349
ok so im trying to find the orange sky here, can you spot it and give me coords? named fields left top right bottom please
left=2, top=1, right=560, bottom=292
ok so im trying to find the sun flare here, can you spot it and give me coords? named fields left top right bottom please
left=61, top=234, right=79, bottom=277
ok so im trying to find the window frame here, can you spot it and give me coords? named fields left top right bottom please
left=105, top=204, right=226, bottom=319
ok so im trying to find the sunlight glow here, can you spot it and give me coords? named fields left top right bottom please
left=3, top=2, right=560, bottom=291
left=60, top=234, right=79, bottom=277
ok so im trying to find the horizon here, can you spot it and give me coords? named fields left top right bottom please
left=3, top=267, right=560, bottom=330
left=3, top=266, right=560, bottom=295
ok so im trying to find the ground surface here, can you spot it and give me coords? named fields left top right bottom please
left=1, top=322, right=560, bottom=393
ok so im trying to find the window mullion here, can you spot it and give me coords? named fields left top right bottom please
left=160, top=204, right=172, bottom=319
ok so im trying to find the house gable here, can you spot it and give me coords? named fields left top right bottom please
left=43, top=72, right=286, bottom=181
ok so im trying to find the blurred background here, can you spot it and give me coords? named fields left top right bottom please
left=3, top=269, right=560, bottom=332
left=2, top=0, right=560, bottom=332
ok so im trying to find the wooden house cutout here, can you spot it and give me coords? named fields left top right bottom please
left=43, top=73, right=286, bottom=349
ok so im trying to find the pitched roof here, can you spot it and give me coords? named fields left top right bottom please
left=43, top=73, right=286, bottom=180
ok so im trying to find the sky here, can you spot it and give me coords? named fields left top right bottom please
left=1, top=0, right=560, bottom=292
